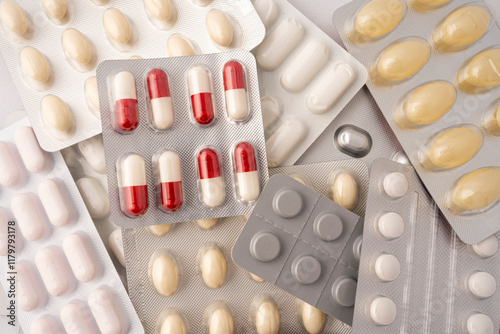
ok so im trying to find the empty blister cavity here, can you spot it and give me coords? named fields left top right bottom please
left=251, top=295, right=281, bottom=334
left=457, top=46, right=500, bottom=94
left=196, top=147, right=225, bottom=208
left=223, top=60, right=250, bottom=122
left=38, top=179, right=72, bottom=227
left=110, top=71, right=139, bottom=133
left=253, top=0, right=279, bottom=28
left=149, top=249, right=181, bottom=297
left=419, top=124, right=483, bottom=172
left=447, top=167, right=500, bottom=215
left=266, top=119, right=307, bottom=167
left=42, top=0, right=72, bottom=26
left=0, top=141, right=22, bottom=187
left=410, top=0, right=452, bottom=11
left=206, top=9, right=239, bottom=49
left=296, top=300, right=326, bottom=334
left=256, top=18, right=304, bottom=71
left=88, top=287, right=128, bottom=334
left=35, top=246, right=74, bottom=296
left=61, top=28, right=96, bottom=72
left=250, top=231, right=281, bottom=262
left=11, top=193, right=47, bottom=241
left=143, top=0, right=177, bottom=30
left=30, top=316, right=62, bottom=334
left=203, top=300, right=234, bottom=334
left=291, top=254, right=322, bottom=284
left=155, top=308, right=188, bottom=334
left=17, top=261, right=45, bottom=312
left=376, top=212, right=404, bottom=239
left=347, top=0, right=405, bottom=44
left=0, top=1, right=33, bottom=43
left=471, top=235, right=498, bottom=258
left=466, top=271, right=496, bottom=299
left=167, top=34, right=197, bottom=57
left=464, top=313, right=494, bottom=334
left=314, top=212, right=344, bottom=241
left=62, top=233, right=98, bottom=283
left=369, top=37, right=430, bottom=86
left=233, top=142, right=260, bottom=204
left=19, top=46, right=53, bottom=91
left=78, top=135, right=106, bottom=174
left=272, top=188, right=304, bottom=218
left=197, top=242, right=228, bottom=289
left=188, top=65, right=216, bottom=126
left=154, top=150, right=184, bottom=212
left=329, top=171, right=359, bottom=210
left=41, top=94, right=76, bottom=141
left=334, top=124, right=372, bottom=158
left=14, top=126, right=48, bottom=173
left=261, top=96, right=281, bottom=130
left=117, top=153, right=149, bottom=217
left=483, top=99, right=500, bottom=136
left=103, top=8, right=136, bottom=52
left=394, top=81, right=456, bottom=129
left=382, top=172, right=408, bottom=198
left=148, top=223, right=173, bottom=236
left=371, top=253, right=400, bottom=282
left=365, top=296, right=397, bottom=326
left=147, top=68, right=175, bottom=131
left=60, top=301, right=99, bottom=334
left=331, top=276, right=357, bottom=307
left=433, top=4, right=492, bottom=53
left=76, top=177, right=110, bottom=219
left=85, top=76, right=100, bottom=118
left=108, top=228, right=125, bottom=267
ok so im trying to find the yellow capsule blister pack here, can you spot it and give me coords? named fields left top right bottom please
left=334, top=0, right=500, bottom=244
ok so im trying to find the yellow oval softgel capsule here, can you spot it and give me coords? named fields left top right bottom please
left=331, top=173, right=358, bottom=211
left=0, top=1, right=28, bottom=36
left=411, top=0, right=452, bottom=12
left=458, top=48, right=500, bottom=94
left=20, top=47, right=51, bottom=88
left=397, top=81, right=456, bottom=128
left=433, top=6, right=490, bottom=52
left=370, top=39, right=430, bottom=86
left=152, top=254, right=179, bottom=296
left=103, top=8, right=131, bottom=44
left=350, top=0, right=404, bottom=43
left=484, top=104, right=500, bottom=136
left=449, top=168, right=500, bottom=213
left=42, top=0, right=67, bottom=21
left=167, top=35, right=195, bottom=57
left=421, top=126, right=482, bottom=171
left=160, top=313, right=186, bottom=334
left=301, top=302, right=326, bottom=334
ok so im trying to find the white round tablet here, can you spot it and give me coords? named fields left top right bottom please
left=472, top=235, right=498, bottom=258
left=468, top=272, right=496, bottom=299
left=374, top=254, right=401, bottom=282
left=377, top=212, right=405, bottom=239
left=466, top=313, right=494, bottom=334
left=383, top=172, right=408, bottom=198
left=368, top=297, right=397, bottom=326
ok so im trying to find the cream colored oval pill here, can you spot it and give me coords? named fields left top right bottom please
left=38, top=179, right=72, bottom=227
left=103, top=8, right=131, bottom=44
left=20, top=47, right=51, bottom=85
left=62, top=28, right=93, bottom=67
left=62, top=233, right=97, bottom=283
left=0, top=1, right=28, bottom=35
left=149, top=224, right=172, bottom=236
left=152, top=254, right=179, bottom=296
left=301, top=302, right=326, bottom=334
left=201, top=246, right=227, bottom=289
left=332, top=173, right=358, bottom=211
left=255, top=301, right=280, bottom=334
left=168, top=35, right=195, bottom=57
left=14, top=126, right=47, bottom=173
left=196, top=218, right=218, bottom=230
left=41, top=94, right=73, bottom=135
left=209, top=308, right=234, bottom=334
left=85, top=76, right=100, bottom=117
left=411, top=0, right=451, bottom=11
left=161, top=314, right=186, bottom=334
left=42, top=0, right=67, bottom=20
left=35, top=247, right=72, bottom=296
left=449, top=168, right=500, bottom=213
left=76, top=178, right=110, bottom=219
left=144, top=0, right=172, bottom=21
left=206, top=10, right=233, bottom=47
left=88, top=288, right=127, bottom=334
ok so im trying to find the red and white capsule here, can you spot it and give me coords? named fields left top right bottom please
left=118, top=154, right=148, bottom=217
left=188, top=66, right=215, bottom=126
left=197, top=148, right=225, bottom=208
left=223, top=60, right=249, bottom=121
left=112, top=71, right=139, bottom=133
left=147, top=69, right=174, bottom=130
left=234, top=142, right=260, bottom=203
left=157, top=150, right=183, bottom=212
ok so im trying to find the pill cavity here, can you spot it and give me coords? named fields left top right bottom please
left=188, top=66, right=215, bottom=126
left=108, top=228, right=126, bottom=267
left=370, top=38, right=430, bottom=86
left=30, top=316, right=61, bottom=334
left=299, top=301, right=326, bottom=334
left=256, top=18, right=304, bottom=71
left=78, top=135, right=106, bottom=174
left=111, top=71, right=139, bottom=133
left=147, top=68, right=175, bottom=130
left=465, top=313, right=494, bottom=334
left=103, top=8, right=134, bottom=51
left=367, top=297, right=397, bottom=325
left=233, top=142, right=260, bottom=204
left=76, top=177, right=110, bottom=219
left=313, top=212, right=344, bottom=242
left=206, top=9, right=234, bottom=47
left=62, top=28, right=95, bottom=72
left=253, top=296, right=280, bottom=334
left=291, top=254, right=321, bottom=284
left=458, top=48, right=500, bottom=94
left=483, top=103, right=500, bottom=136
left=196, top=218, right=219, bottom=230
left=204, top=301, right=234, bottom=334
left=149, top=223, right=173, bottom=236
left=333, top=124, right=372, bottom=158
left=331, top=172, right=358, bottom=210
left=118, top=154, right=149, bottom=217
left=266, top=119, right=307, bottom=167
left=331, top=276, right=357, bottom=307
left=467, top=271, right=496, bottom=299
left=150, top=250, right=180, bottom=296
left=61, top=301, right=99, bottom=334
left=167, top=35, right=196, bottom=57
left=11, top=193, right=46, bottom=241
left=472, top=235, right=498, bottom=258
left=14, top=126, right=48, bottom=173
left=35, top=247, right=72, bottom=296
left=253, top=0, right=279, bottom=28
left=261, top=96, right=281, bottom=130
left=0, top=1, right=32, bottom=42
left=88, top=288, right=128, bottom=334
left=38, top=179, right=72, bottom=227
left=199, top=243, right=227, bottom=289
left=85, top=76, right=100, bottom=118
left=41, top=94, right=75, bottom=140
left=42, top=0, right=68, bottom=24
left=197, top=148, right=225, bottom=208
left=159, top=309, right=188, bottom=334
left=17, top=261, right=43, bottom=312
left=62, top=233, right=97, bottom=283
left=411, top=0, right=451, bottom=11
left=273, top=188, right=304, bottom=219
left=250, top=231, right=281, bottom=262
left=223, top=60, right=249, bottom=122
left=20, top=46, right=53, bottom=90
left=383, top=172, right=408, bottom=199
left=373, top=253, right=400, bottom=282
left=377, top=212, right=405, bottom=239
left=144, top=0, right=176, bottom=30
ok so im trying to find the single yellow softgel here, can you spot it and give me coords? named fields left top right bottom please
left=349, top=0, right=404, bottom=43
left=458, top=48, right=500, bottom=94
left=421, top=126, right=482, bottom=171
left=483, top=104, right=500, bottom=136
left=397, top=81, right=455, bottom=128
left=370, top=39, right=430, bottom=86
left=450, top=168, right=500, bottom=213
left=433, top=6, right=490, bottom=52
left=411, top=0, right=452, bottom=12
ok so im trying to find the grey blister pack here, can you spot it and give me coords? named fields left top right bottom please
left=352, top=158, right=500, bottom=334
left=97, top=51, right=268, bottom=228
left=232, top=174, right=364, bottom=325
left=333, top=0, right=500, bottom=244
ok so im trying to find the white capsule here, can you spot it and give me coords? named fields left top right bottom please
left=88, top=288, right=128, bottom=334
left=113, top=71, right=137, bottom=102
left=158, top=151, right=182, bottom=183
left=261, top=96, right=281, bottom=130
left=256, top=18, right=304, bottom=71
left=281, top=41, right=330, bottom=92
left=121, top=154, right=147, bottom=187
left=0, top=210, right=7, bottom=256
left=306, top=62, right=354, bottom=114
left=17, top=261, right=43, bottom=312
left=62, top=233, right=97, bottom=283
left=61, top=302, right=99, bottom=334
left=41, top=94, right=75, bottom=140
left=35, top=247, right=72, bottom=296
left=85, top=76, right=100, bottom=118
left=11, top=193, right=46, bottom=241
left=147, top=69, right=175, bottom=130
left=20, top=46, right=53, bottom=90
left=103, top=8, right=133, bottom=51
left=38, top=179, right=72, bottom=227
left=14, top=126, right=47, bottom=173
left=253, top=0, right=279, bottom=28
left=108, top=228, right=125, bottom=267
left=266, top=119, right=307, bottom=167
left=78, top=135, right=106, bottom=174
left=76, top=178, right=110, bottom=219
left=30, top=316, right=61, bottom=334
left=188, top=66, right=212, bottom=94
left=62, top=28, right=95, bottom=72
left=0, top=141, right=22, bottom=187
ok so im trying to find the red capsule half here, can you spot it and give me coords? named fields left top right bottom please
left=119, top=154, right=148, bottom=217
left=147, top=69, right=174, bottom=130
left=223, top=60, right=249, bottom=121
left=157, top=151, right=183, bottom=212
left=113, top=71, right=139, bottom=133
left=188, top=66, right=215, bottom=125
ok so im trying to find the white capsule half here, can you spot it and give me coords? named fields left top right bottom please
left=76, top=177, right=110, bottom=219
left=200, top=177, right=225, bottom=208
left=237, top=171, right=260, bottom=202
left=0, top=141, right=22, bottom=187
left=158, top=151, right=182, bottom=182
left=78, top=135, right=106, bottom=174
left=35, top=247, right=72, bottom=296
left=11, top=193, right=46, bottom=241
left=113, top=71, right=137, bottom=102
left=266, top=119, right=307, bottom=167
left=38, top=179, right=72, bottom=227
left=88, top=288, right=128, bottom=334
left=62, top=233, right=97, bottom=283
left=14, top=126, right=47, bottom=173
left=61, top=302, right=99, bottom=334
left=108, top=228, right=125, bottom=267
left=17, top=261, right=43, bottom=312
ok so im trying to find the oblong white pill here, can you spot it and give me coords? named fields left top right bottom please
left=281, top=40, right=330, bottom=92
left=14, top=126, right=47, bottom=173
left=76, top=177, right=110, bottom=219
left=0, top=141, right=22, bottom=187
left=108, top=228, right=125, bottom=267
left=306, top=62, right=354, bottom=114
left=61, top=301, right=99, bottom=334
left=256, top=18, right=304, bottom=71
left=63, top=233, right=97, bottom=283
left=17, top=261, right=42, bottom=312
left=11, top=193, right=46, bottom=241
left=78, top=135, right=106, bottom=174
left=38, top=179, right=72, bottom=227
left=35, top=247, right=72, bottom=296
left=88, top=288, right=128, bottom=334
left=30, top=316, right=61, bottom=334
left=266, top=119, right=307, bottom=167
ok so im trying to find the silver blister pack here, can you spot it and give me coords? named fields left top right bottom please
left=97, top=51, right=268, bottom=228
left=353, top=158, right=500, bottom=333
left=333, top=0, right=500, bottom=244
left=0, top=119, right=142, bottom=334
left=0, top=0, right=265, bottom=152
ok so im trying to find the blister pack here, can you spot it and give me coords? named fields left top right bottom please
left=0, top=0, right=265, bottom=152
left=251, top=0, right=368, bottom=167
left=353, top=158, right=500, bottom=334
left=97, top=50, right=268, bottom=228
left=232, top=174, right=364, bottom=326
left=333, top=0, right=500, bottom=244
left=0, top=119, right=142, bottom=334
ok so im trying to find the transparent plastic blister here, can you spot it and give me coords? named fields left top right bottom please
left=97, top=51, right=268, bottom=228
left=0, top=0, right=265, bottom=152
left=353, top=158, right=500, bottom=334
left=333, top=0, right=500, bottom=243
left=0, top=119, right=142, bottom=334
left=252, top=0, right=368, bottom=167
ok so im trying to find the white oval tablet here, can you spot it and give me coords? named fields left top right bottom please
left=76, top=177, right=110, bottom=219
left=35, top=247, right=72, bottom=296
left=85, top=76, right=100, bottom=117
left=0, top=141, right=22, bottom=187
left=377, top=212, right=405, bottom=239
left=11, top=193, right=46, bottom=241
left=88, top=288, right=128, bottom=334
left=20, top=46, right=52, bottom=90
left=103, top=8, right=133, bottom=51
left=383, top=172, right=408, bottom=198
left=468, top=272, right=496, bottom=299
left=41, top=94, right=75, bottom=140
left=206, top=9, right=233, bottom=47
left=78, top=135, right=106, bottom=174
left=38, top=179, right=72, bottom=227
left=62, top=233, right=97, bottom=283
left=466, top=313, right=494, bottom=334
left=17, top=261, right=43, bottom=312
left=368, top=297, right=397, bottom=325
left=14, top=126, right=47, bottom=173
left=108, top=228, right=125, bottom=267
left=266, top=119, right=307, bottom=167
left=61, top=302, right=99, bottom=334
left=472, top=235, right=498, bottom=258
left=62, top=28, right=95, bottom=71
left=374, top=254, right=400, bottom=282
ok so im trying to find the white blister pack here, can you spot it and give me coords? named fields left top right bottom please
left=251, top=0, right=368, bottom=167
left=353, top=158, right=500, bottom=334
left=0, top=119, right=142, bottom=333
left=333, top=0, right=500, bottom=244
left=0, top=0, right=265, bottom=152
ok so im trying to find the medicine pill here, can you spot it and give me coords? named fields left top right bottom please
left=17, top=261, right=43, bottom=312
left=38, top=179, right=72, bottom=227
left=149, top=223, right=173, bottom=236
left=151, top=252, right=180, bottom=296
left=88, top=288, right=128, bottom=334
left=62, top=233, right=97, bottom=283
left=300, top=302, right=326, bottom=334
left=367, top=297, right=397, bottom=325
left=144, top=0, right=176, bottom=30
left=331, top=277, right=357, bottom=307
left=458, top=48, right=500, bottom=94
left=383, top=172, right=408, bottom=198
left=30, top=316, right=61, bottom=334
left=483, top=104, right=500, bottom=136
left=160, top=312, right=187, bottom=334
left=103, top=8, right=133, bottom=50
left=467, top=271, right=496, bottom=299
left=108, top=228, right=125, bottom=267
left=253, top=0, right=279, bottom=28
left=377, top=212, right=404, bottom=239
left=199, top=243, right=227, bottom=289
left=85, top=76, right=100, bottom=118
left=373, top=254, right=400, bottom=282
left=223, top=60, right=249, bottom=121
left=42, top=0, right=68, bottom=23
left=62, top=28, right=95, bottom=72
left=472, top=235, right=498, bottom=258
left=233, top=142, right=260, bottom=203
left=0, top=1, right=31, bottom=41
left=254, top=298, right=280, bottom=334
left=188, top=66, right=215, bottom=126
left=35, top=247, right=72, bottom=296
left=14, top=126, right=47, bottom=173
left=266, top=119, right=307, bottom=167
left=206, top=9, right=233, bottom=47
left=331, top=172, right=358, bottom=210
left=261, top=96, right=281, bottom=130
left=78, top=135, right=106, bottom=174
left=60, top=301, right=99, bottom=334
left=333, top=124, right=372, bottom=158
left=256, top=18, right=304, bottom=71
left=197, top=148, right=225, bottom=208
left=112, top=71, right=139, bottom=133
left=11, top=193, right=46, bottom=241
left=20, top=46, right=53, bottom=90
left=76, top=177, right=110, bottom=219
left=167, top=35, right=195, bottom=57
left=197, top=218, right=219, bottom=230
left=147, top=69, right=175, bottom=130
left=411, top=0, right=451, bottom=11
left=0, top=141, right=22, bottom=187
left=118, top=154, right=149, bottom=217
left=156, top=150, right=183, bottom=212
left=207, top=306, right=234, bottom=334
left=291, top=255, right=322, bottom=284
left=41, top=94, right=75, bottom=140
left=250, top=231, right=281, bottom=262
left=465, top=313, right=494, bottom=334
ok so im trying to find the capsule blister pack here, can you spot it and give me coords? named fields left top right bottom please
left=96, top=51, right=268, bottom=228
left=353, top=158, right=500, bottom=333
left=333, top=0, right=500, bottom=244
left=0, top=0, right=265, bottom=152
left=232, top=174, right=364, bottom=326
left=0, top=119, right=142, bottom=334
left=251, top=0, right=368, bottom=167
